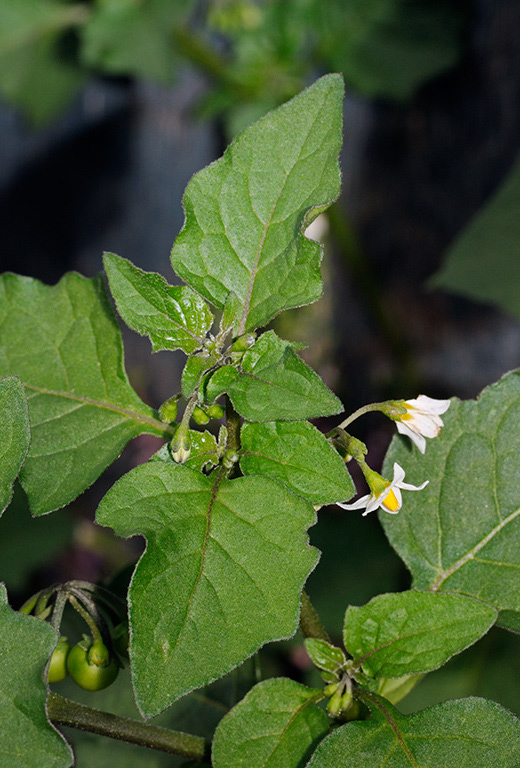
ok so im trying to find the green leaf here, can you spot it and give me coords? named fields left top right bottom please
left=381, top=371, right=520, bottom=611
left=0, top=272, right=167, bottom=515
left=171, top=74, right=344, bottom=333
left=220, top=292, right=241, bottom=336
left=305, top=694, right=520, bottom=767
left=0, top=486, right=73, bottom=591
left=304, top=639, right=346, bottom=674
left=0, top=583, right=72, bottom=768
left=431, top=153, right=520, bottom=320
left=103, top=253, right=214, bottom=354
left=319, top=0, right=464, bottom=102
left=182, top=351, right=221, bottom=398
left=343, top=590, right=496, bottom=680
left=0, top=376, right=30, bottom=516
left=207, top=332, right=342, bottom=421
left=497, top=610, right=520, bottom=636
left=0, top=0, right=87, bottom=124
left=212, top=678, right=329, bottom=768
left=80, top=0, right=189, bottom=83
left=240, top=420, right=354, bottom=504
left=96, top=461, right=319, bottom=717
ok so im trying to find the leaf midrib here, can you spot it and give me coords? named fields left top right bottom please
left=237, top=98, right=325, bottom=334
left=430, top=504, right=520, bottom=591
left=250, top=690, right=325, bottom=768
left=116, top=270, right=205, bottom=345
left=358, top=691, right=422, bottom=768
left=24, top=383, right=172, bottom=437
left=351, top=611, right=490, bottom=672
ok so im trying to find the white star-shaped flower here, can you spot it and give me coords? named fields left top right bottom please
left=337, top=462, right=428, bottom=516
left=394, top=395, right=451, bottom=453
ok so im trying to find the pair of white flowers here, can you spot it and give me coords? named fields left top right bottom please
left=338, top=395, right=450, bottom=517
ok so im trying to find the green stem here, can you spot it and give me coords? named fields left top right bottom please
left=299, top=590, right=330, bottom=643
left=224, top=395, right=242, bottom=479
left=172, top=27, right=256, bottom=99
left=333, top=402, right=391, bottom=432
left=68, top=595, right=103, bottom=645
left=47, top=693, right=209, bottom=761
left=225, top=395, right=241, bottom=453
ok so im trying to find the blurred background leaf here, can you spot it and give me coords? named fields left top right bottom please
left=431, top=152, right=520, bottom=320
left=0, top=485, right=73, bottom=593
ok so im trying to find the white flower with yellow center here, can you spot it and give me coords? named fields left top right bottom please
left=337, top=462, right=428, bottom=516
left=393, top=395, right=450, bottom=454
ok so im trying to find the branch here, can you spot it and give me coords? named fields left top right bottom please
left=47, top=693, right=210, bottom=761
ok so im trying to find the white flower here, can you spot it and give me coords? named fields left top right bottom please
left=394, top=395, right=451, bottom=454
left=337, top=462, right=428, bottom=516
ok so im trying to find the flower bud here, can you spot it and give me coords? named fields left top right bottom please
left=158, top=395, right=179, bottom=423
left=170, top=427, right=191, bottom=463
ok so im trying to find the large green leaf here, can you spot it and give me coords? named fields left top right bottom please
left=206, top=331, right=342, bottom=421
left=306, top=694, right=520, bottom=767
left=343, top=590, right=496, bottom=680
left=96, top=461, right=319, bottom=717
left=0, top=583, right=72, bottom=768
left=80, top=0, right=188, bottom=83
left=240, top=420, right=354, bottom=504
left=103, top=253, right=213, bottom=354
left=170, top=73, right=344, bottom=333
left=0, top=376, right=30, bottom=516
left=319, top=0, right=463, bottom=101
left=212, top=678, right=329, bottom=768
left=0, top=0, right=87, bottom=124
left=381, top=371, right=520, bottom=611
left=0, top=272, right=167, bottom=515
left=431, top=153, right=520, bottom=320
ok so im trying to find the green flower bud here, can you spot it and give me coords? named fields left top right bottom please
left=222, top=449, right=239, bottom=469
left=170, top=427, right=191, bottom=463
left=229, top=332, right=256, bottom=353
left=326, top=686, right=344, bottom=717
left=158, top=395, right=179, bottom=423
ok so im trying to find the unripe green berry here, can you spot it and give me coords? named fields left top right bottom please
left=207, top=403, right=225, bottom=419
left=48, top=637, right=70, bottom=683
left=192, top=406, right=210, bottom=425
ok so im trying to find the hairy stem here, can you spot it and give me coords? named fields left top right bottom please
left=47, top=693, right=210, bottom=761
left=299, top=590, right=330, bottom=643
left=225, top=395, right=241, bottom=453
left=333, top=401, right=392, bottom=432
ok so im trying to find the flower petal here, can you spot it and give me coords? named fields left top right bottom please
left=399, top=479, right=429, bottom=492
left=365, top=494, right=384, bottom=514
left=391, top=462, right=406, bottom=484
left=337, top=494, right=371, bottom=510
left=396, top=420, right=427, bottom=452
left=410, top=395, right=451, bottom=415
